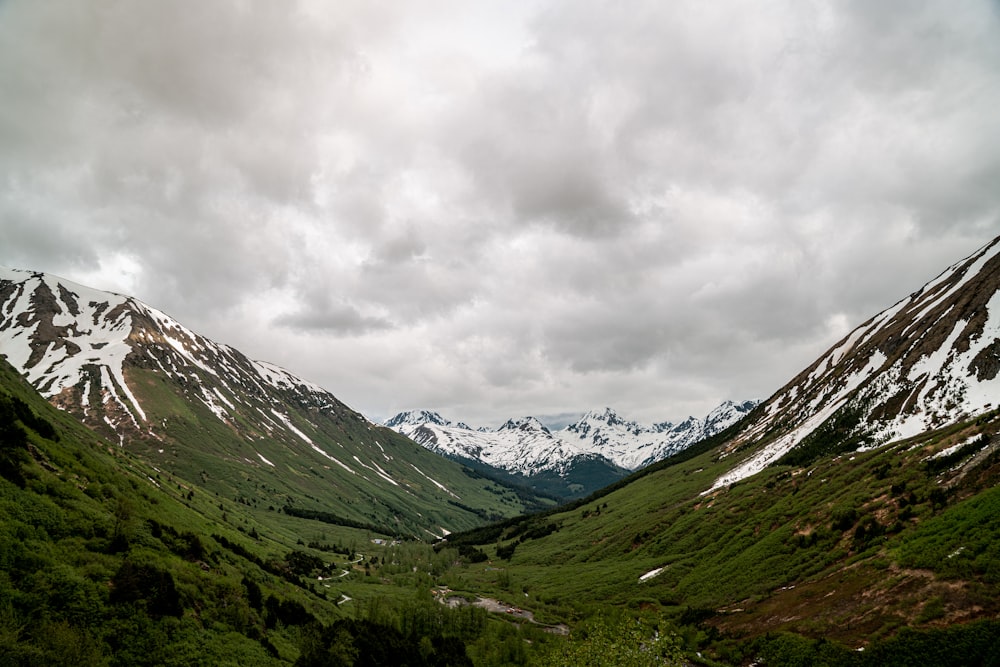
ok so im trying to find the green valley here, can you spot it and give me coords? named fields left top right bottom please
left=439, top=409, right=1000, bottom=663
left=7, top=342, right=1000, bottom=665
left=4, top=238, right=1000, bottom=665
left=0, top=356, right=566, bottom=665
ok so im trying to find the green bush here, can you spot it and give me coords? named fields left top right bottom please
left=539, top=612, right=684, bottom=667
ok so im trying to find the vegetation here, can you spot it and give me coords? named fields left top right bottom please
left=281, top=506, right=394, bottom=536
left=3, top=346, right=1000, bottom=665
left=437, top=407, right=1000, bottom=664
left=536, top=612, right=684, bottom=666
left=774, top=402, right=872, bottom=467
left=92, top=357, right=556, bottom=542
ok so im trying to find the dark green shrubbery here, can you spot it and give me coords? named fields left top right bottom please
left=776, top=404, right=870, bottom=468
left=109, top=561, right=183, bottom=619
left=751, top=620, right=1000, bottom=667
left=0, top=394, right=41, bottom=487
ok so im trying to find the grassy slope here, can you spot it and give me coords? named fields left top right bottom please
left=120, top=366, right=554, bottom=539
left=1, top=357, right=326, bottom=664
left=441, top=409, right=1000, bottom=650
left=0, top=357, right=544, bottom=665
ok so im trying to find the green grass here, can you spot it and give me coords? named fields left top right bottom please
left=440, top=409, right=1000, bottom=658
left=117, top=365, right=556, bottom=539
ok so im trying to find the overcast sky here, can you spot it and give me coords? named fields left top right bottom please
left=2, top=1, right=999, bottom=428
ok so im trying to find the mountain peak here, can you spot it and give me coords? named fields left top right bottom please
left=581, top=407, right=625, bottom=424
left=384, top=410, right=451, bottom=429
left=497, top=416, right=551, bottom=434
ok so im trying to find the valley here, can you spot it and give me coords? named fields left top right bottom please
left=2, top=235, right=1000, bottom=665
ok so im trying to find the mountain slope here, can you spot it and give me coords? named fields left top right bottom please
left=0, top=268, right=552, bottom=537
left=437, top=236, right=1000, bottom=657
left=0, top=352, right=333, bottom=664
left=710, top=235, right=1000, bottom=490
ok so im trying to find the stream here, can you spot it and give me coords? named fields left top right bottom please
left=437, top=591, right=569, bottom=635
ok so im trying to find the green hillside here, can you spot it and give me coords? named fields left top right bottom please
left=439, top=409, right=1000, bottom=663
left=118, top=364, right=554, bottom=538
left=6, top=345, right=1000, bottom=665
left=0, top=358, right=566, bottom=665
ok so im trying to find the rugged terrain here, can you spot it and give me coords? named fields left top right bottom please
left=385, top=401, right=757, bottom=498
left=438, top=235, right=1000, bottom=663
left=3, top=236, right=1000, bottom=665
left=0, top=268, right=553, bottom=538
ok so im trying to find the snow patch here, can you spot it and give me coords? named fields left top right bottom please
left=409, top=463, right=460, bottom=499
left=270, top=409, right=314, bottom=444
left=352, top=456, right=398, bottom=486
left=930, top=436, right=981, bottom=460
left=310, top=444, right=356, bottom=474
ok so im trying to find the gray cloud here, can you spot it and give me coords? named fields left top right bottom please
left=1, top=0, right=998, bottom=426
left=276, top=301, right=393, bottom=336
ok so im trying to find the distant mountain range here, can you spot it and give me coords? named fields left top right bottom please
left=0, top=268, right=554, bottom=536
left=561, top=401, right=760, bottom=469
left=384, top=400, right=758, bottom=497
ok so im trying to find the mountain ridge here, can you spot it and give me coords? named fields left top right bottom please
left=384, top=400, right=758, bottom=495
left=0, top=267, right=553, bottom=536
left=708, top=235, right=1000, bottom=490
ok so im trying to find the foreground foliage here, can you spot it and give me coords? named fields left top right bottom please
left=537, top=613, right=684, bottom=667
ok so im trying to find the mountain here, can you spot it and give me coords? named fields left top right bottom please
left=387, top=411, right=628, bottom=498
left=562, top=400, right=758, bottom=469
left=438, top=236, right=1000, bottom=660
left=0, top=350, right=564, bottom=665
left=6, top=237, right=1000, bottom=664
left=710, top=234, right=1000, bottom=490
left=0, top=351, right=315, bottom=662
left=384, top=409, right=455, bottom=429
left=384, top=401, right=758, bottom=497
left=0, top=268, right=553, bottom=537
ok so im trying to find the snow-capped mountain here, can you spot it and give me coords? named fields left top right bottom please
left=563, top=401, right=758, bottom=470
left=391, top=412, right=614, bottom=476
left=385, top=410, right=455, bottom=429
left=0, top=268, right=342, bottom=441
left=387, top=410, right=630, bottom=498
left=0, top=268, right=550, bottom=534
left=710, top=235, right=1000, bottom=491
left=385, top=400, right=758, bottom=488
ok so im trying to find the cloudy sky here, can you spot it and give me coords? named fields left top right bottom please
left=2, top=1, right=999, bottom=428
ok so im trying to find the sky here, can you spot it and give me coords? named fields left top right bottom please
left=1, top=1, right=999, bottom=429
